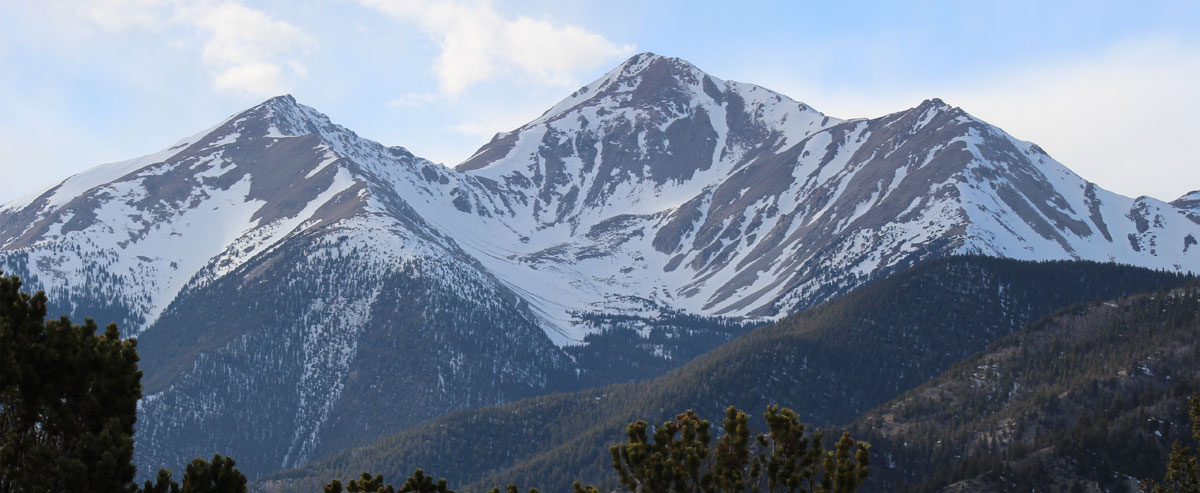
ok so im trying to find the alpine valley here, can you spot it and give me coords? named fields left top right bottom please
left=1, top=53, right=1197, bottom=483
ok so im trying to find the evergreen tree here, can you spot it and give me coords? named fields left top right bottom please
left=319, top=406, right=867, bottom=493
left=609, top=409, right=715, bottom=491
left=755, top=405, right=830, bottom=491
left=602, top=406, right=869, bottom=492
left=347, top=472, right=394, bottom=493
left=181, top=455, right=247, bottom=493
left=0, top=273, right=247, bottom=493
left=139, top=455, right=248, bottom=493
left=486, top=486, right=539, bottom=493
left=572, top=482, right=601, bottom=493
left=1144, top=395, right=1200, bottom=493
left=398, top=469, right=453, bottom=493
left=0, top=273, right=141, bottom=492
left=141, top=469, right=182, bottom=493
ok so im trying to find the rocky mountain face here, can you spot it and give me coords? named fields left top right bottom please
left=1, top=53, right=1197, bottom=479
left=1172, top=190, right=1200, bottom=212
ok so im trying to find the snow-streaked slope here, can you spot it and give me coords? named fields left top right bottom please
left=395, top=58, right=1200, bottom=336
left=457, top=53, right=838, bottom=224
left=0, top=97, right=372, bottom=334
left=5, top=54, right=1194, bottom=344
left=133, top=208, right=568, bottom=477
left=0, top=114, right=239, bottom=217
left=1172, top=190, right=1200, bottom=213
left=0, top=94, right=575, bottom=479
left=1, top=51, right=1198, bottom=480
left=397, top=53, right=845, bottom=340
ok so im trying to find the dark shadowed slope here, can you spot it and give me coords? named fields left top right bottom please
left=260, top=257, right=1192, bottom=492
left=849, top=282, right=1200, bottom=492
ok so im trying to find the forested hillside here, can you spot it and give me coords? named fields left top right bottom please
left=851, top=283, right=1200, bottom=491
left=259, top=257, right=1192, bottom=492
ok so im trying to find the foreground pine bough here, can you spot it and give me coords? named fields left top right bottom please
left=321, top=406, right=869, bottom=493
left=0, top=273, right=249, bottom=493
left=315, top=394, right=1200, bottom=493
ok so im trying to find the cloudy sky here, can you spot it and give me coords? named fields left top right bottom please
left=1, top=0, right=1197, bottom=203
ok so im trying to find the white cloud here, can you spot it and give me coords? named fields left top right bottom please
left=387, top=92, right=438, bottom=108
left=210, top=61, right=286, bottom=95
left=69, top=0, right=170, bottom=31
left=184, top=2, right=315, bottom=97
left=66, top=0, right=314, bottom=97
left=360, top=0, right=634, bottom=96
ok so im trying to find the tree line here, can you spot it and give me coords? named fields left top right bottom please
left=3, top=271, right=1195, bottom=492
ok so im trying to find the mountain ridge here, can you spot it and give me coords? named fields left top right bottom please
left=1, top=52, right=1197, bottom=480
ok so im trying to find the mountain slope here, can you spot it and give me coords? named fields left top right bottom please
left=258, top=257, right=1193, bottom=492
left=848, top=282, right=1200, bottom=491
left=1, top=96, right=577, bottom=479
left=2, top=53, right=1198, bottom=481
left=427, top=56, right=1200, bottom=327
left=1172, top=190, right=1200, bottom=213
left=418, top=53, right=844, bottom=341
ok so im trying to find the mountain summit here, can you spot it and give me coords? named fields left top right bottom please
left=1172, top=190, right=1200, bottom=212
left=1, top=54, right=1197, bottom=480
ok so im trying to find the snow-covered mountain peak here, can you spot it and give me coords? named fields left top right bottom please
left=879, top=97, right=964, bottom=127
left=1172, top=190, right=1200, bottom=211
left=524, top=52, right=698, bottom=124
left=222, top=94, right=428, bottom=180
left=230, top=94, right=343, bottom=141
left=452, top=53, right=840, bottom=232
left=605, top=51, right=713, bottom=89
left=920, top=97, right=952, bottom=110
left=492, top=52, right=829, bottom=140
left=615, top=51, right=671, bottom=74
left=0, top=92, right=392, bottom=334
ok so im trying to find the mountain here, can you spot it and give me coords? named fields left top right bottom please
left=1172, top=190, right=1200, bottom=213
left=257, top=257, right=1193, bottom=492
left=0, top=96, right=577, bottom=478
left=1, top=53, right=1198, bottom=480
left=848, top=282, right=1200, bottom=491
left=438, top=53, right=1199, bottom=326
